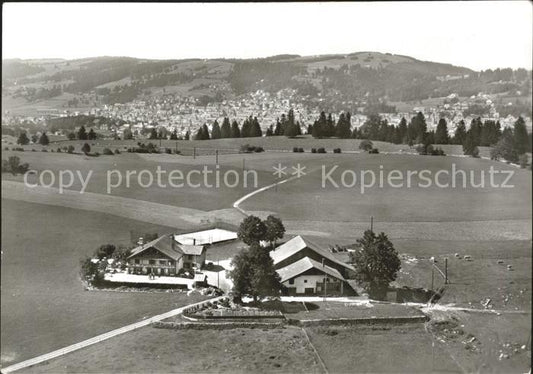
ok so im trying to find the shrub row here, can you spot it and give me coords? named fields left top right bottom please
left=292, top=147, right=304, bottom=153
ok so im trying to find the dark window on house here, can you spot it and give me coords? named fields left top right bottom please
left=288, top=279, right=294, bottom=285
left=159, top=260, right=167, bottom=265
left=169, top=261, right=174, bottom=266
left=149, top=260, right=155, bottom=265
left=303, top=279, right=307, bottom=283
left=134, top=259, right=140, bottom=264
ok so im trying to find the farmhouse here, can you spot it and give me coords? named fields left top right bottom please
left=127, top=235, right=206, bottom=276
left=271, top=236, right=357, bottom=296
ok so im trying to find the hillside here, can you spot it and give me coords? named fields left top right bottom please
left=2, top=52, right=531, bottom=116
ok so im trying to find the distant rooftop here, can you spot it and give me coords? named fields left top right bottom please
left=174, top=228, right=237, bottom=246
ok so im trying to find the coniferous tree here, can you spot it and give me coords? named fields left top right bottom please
left=453, top=120, right=467, bottom=145
left=335, top=112, right=352, bottom=139
left=211, top=120, right=222, bottom=139
left=78, top=125, right=87, bottom=140
left=250, top=117, right=262, bottom=137
left=221, top=117, right=231, bottom=138
left=230, top=120, right=241, bottom=138
left=274, top=119, right=282, bottom=136
left=17, top=132, right=30, bottom=145
left=397, top=117, right=408, bottom=144
left=38, top=132, right=50, bottom=146
left=513, top=116, right=530, bottom=154
left=435, top=118, right=449, bottom=144
left=266, top=125, right=274, bottom=136
left=201, top=124, right=210, bottom=140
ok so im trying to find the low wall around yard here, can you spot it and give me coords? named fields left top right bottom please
left=152, top=321, right=286, bottom=330
left=287, top=315, right=429, bottom=327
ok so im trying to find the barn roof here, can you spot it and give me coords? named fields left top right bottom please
left=277, top=257, right=345, bottom=283
left=270, top=236, right=355, bottom=272
left=128, top=235, right=183, bottom=261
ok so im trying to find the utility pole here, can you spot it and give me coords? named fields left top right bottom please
left=431, top=264, right=435, bottom=291
left=322, top=258, right=327, bottom=304
left=444, top=258, right=448, bottom=284
left=370, top=216, right=374, bottom=232
left=215, top=149, right=219, bottom=165
left=193, top=147, right=196, bottom=159
left=175, top=140, right=178, bottom=154
left=242, top=158, right=245, bottom=171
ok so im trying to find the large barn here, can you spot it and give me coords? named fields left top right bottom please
left=270, top=236, right=357, bottom=296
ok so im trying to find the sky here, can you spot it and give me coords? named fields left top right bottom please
left=2, top=2, right=532, bottom=71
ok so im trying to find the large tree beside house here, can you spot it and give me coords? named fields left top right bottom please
left=349, top=230, right=401, bottom=298
left=229, top=243, right=282, bottom=302
left=264, top=215, right=285, bottom=246
left=237, top=215, right=268, bottom=246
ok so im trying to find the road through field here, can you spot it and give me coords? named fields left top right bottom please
left=1, top=296, right=223, bottom=374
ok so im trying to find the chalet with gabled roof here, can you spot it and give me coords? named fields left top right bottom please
left=127, top=235, right=206, bottom=276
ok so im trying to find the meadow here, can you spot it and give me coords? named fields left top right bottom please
left=1, top=138, right=531, bottom=371
left=0, top=199, right=208, bottom=366
left=21, top=326, right=323, bottom=373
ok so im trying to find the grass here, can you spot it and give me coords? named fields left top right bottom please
left=287, top=301, right=424, bottom=320
left=305, top=323, right=461, bottom=373
left=395, top=240, right=531, bottom=310
left=241, top=153, right=531, bottom=223
left=8, top=134, right=495, bottom=157
left=21, top=326, right=323, bottom=373
left=0, top=199, right=208, bottom=366
left=426, top=310, right=531, bottom=373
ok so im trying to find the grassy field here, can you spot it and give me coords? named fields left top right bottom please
left=5, top=135, right=494, bottom=157
left=241, top=153, right=531, bottom=222
left=426, top=310, right=531, bottom=373
left=306, top=323, right=461, bottom=373
left=287, top=301, right=424, bottom=320
left=1, top=150, right=271, bottom=212
left=0, top=199, right=209, bottom=366
left=395, top=239, right=532, bottom=310
left=21, top=326, right=323, bottom=373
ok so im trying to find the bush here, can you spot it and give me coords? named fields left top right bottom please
left=42, top=149, right=48, bottom=152
left=67, top=145, right=75, bottom=154
left=359, top=139, right=374, bottom=152
left=333, top=148, right=341, bottom=153
left=239, top=144, right=264, bottom=153
left=32, top=149, right=36, bottom=152
left=317, top=147, right=326, bottom=153
left=94, top=152, right=100, bottom=156
left=102, top=148, right=114, bottom=155
left=114, top=149, right=121, bottom=154
left=311, top=148, right=317, bottom=153
left=298, top=148, right=304, bottom=153
left=293, top=147, right=299, bottom=153
left=165, top=148, right=172, bottom=154
left=57, top=148, right=62, bottom=153
left=12, top=147, right=24, bottom=152
left=369, top=148, right=379, bottom=154
left=4, top=147, right=9, bottom=151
